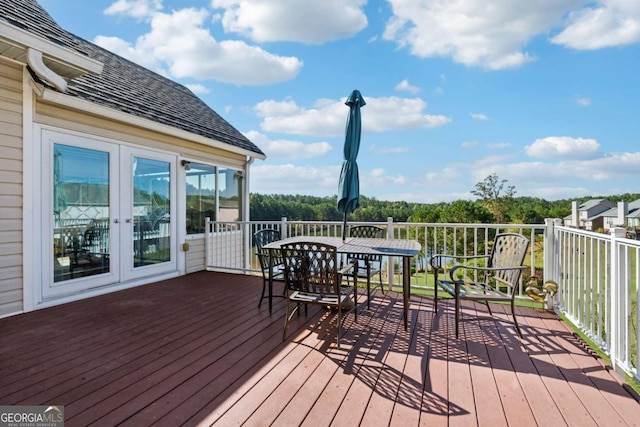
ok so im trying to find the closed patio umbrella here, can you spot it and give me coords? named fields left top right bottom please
left=337, top=89, right=366, bottom=241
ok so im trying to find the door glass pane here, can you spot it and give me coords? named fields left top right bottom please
left=133, top=157, right=170, bottom=267
left=219, top=168, right=241, bottom=221
left=186, top=163, right=216, bottom=234
left=53, top=144, right=110, bottom=282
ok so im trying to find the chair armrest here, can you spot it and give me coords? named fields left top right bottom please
left=339, top=262, right=356, bottom=276
left=430, top=253, right=489, bottom=269
left=448, top=264, right=528, bottom=281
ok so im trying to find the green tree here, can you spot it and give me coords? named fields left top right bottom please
left=442, top=200, right=491, bottom=223
left=471, top=173, right=516, bottom=223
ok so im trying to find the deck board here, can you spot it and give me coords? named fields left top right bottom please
left=1, top=271, right=639, bottom=426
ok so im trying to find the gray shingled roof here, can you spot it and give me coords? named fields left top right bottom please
left=600, top=199, right=640, bottom=218
left=0, top=0, right=264, bottom=157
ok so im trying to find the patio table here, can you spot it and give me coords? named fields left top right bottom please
left=263, top=236, right=421, bottom=331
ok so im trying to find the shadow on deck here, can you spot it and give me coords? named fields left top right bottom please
left=0, top=271, right=638, bottom=426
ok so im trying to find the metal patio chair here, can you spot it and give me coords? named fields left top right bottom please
left=281, top=241, right=357, bottom=349
left=346, top=225, right=385, bottom=309
left=253, top=229, right=285, bottom=308
left=430, top=233, right=530, bottom=338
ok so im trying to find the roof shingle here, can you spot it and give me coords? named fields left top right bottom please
left=0, top=0, right=264, bottom=157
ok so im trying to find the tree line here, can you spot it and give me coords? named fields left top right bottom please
left=249, top=193, right=567, bottom=223
left=250, top=174, right=640, bottom=225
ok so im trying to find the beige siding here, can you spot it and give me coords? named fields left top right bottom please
left=186, top=238, right=206, bottom=273
left=36, top=97, right=248, bottom=278
left=36, top=95, right=249, bottom=275
left=36, top=102, right=247, bottom=168
left=0, top=59, right=23, bottom=317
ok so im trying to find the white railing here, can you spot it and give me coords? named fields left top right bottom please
left=552, top=224, right=639, bottom=380
left=205, top=217, right=546, bottom=292
left=204, top=217, right=639, bottom=381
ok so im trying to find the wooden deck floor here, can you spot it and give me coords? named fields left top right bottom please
left=1, top=271, right=638, bottom=426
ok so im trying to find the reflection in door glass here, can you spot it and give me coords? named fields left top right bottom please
left=133, top=157, right=171, bottom=267
left=53, top=144, right=110, bottom=282
left=218, top=168, right=241, bottom=221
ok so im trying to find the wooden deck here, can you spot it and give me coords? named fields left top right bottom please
left=1, top=271, right=638, bottom=426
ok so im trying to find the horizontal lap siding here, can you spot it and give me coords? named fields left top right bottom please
left=35, top=102, right=247, bottom=169
left=186, top=237, right=206, bottom=273
left=0, top=60, right=24, bottom=318
left=36, top=95, right=246, bottom=278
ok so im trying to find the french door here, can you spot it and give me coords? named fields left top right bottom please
left=44, top=130, right=177, bottom=298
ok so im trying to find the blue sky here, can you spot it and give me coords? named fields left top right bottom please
left=39, top=0, right=640, bottom=203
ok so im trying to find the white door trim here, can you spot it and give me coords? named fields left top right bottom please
left=34, top=126, right=181, bottom=304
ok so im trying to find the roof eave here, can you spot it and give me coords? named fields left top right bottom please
left=40, top=87, right=266, bottom=160
left=0, top=20, right=103, bottom=78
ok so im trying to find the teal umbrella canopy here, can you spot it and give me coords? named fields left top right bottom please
left=337, top=89, right=366, bottom=240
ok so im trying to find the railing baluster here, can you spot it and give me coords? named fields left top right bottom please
left=202, top=217, right=638, bottom=381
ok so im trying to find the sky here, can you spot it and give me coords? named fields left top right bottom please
left=39, top=0, right=640, bottom=204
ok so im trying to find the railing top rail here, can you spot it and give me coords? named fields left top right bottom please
left=555, top=225, right=608, bottom=238
left=556, top=225, right=640, bottom=246
left=206, top=219, right=545, bottom=228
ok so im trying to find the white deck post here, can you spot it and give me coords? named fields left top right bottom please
left=609, top=227, right=626, bottom=374
left=280, top=217, right=288, bottom=239
left=387, top=217, right=395, bottom=291
left=544, top=218, right=562, bottom=310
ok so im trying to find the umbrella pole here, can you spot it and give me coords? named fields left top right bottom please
left=342, top=212, right=347, bottom=242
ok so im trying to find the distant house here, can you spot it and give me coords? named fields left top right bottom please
left=0, top=0, right=265, bottom=318
left=600, top=200, right=640, bottom=231
left=563, top=199, right=615, bottom=231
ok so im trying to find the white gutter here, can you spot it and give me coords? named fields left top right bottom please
left=27, top=48, right=67, bottom=92
left=0, top=20, right=103, bottom=75
left=40, top=88, right=266, bottom=160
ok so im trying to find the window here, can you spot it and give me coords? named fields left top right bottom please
left=185, top=162, right=241, bottom=234
left=53, top=144, right=111, bottom=281
left=218, top=167, right=241, bottom=222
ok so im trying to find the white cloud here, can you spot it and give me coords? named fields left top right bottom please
left=363, top=168, right=406, bottom=188
left=185, top=83, right=210, bottom=94
left=395, top=79, right=421, bottom=95
left=551, top=0, right=640, bottom=49
left=250, top=163, right=407, bottom=197
left=470, top=113, right=489, bottom=120
left=526, top=186, right=593, bottom=200
left=210, top=0, right=367, bottom=44
left=486, top=142, right=510, bottom=149
left=382, top=1, right=640, bottom=70
left=94, top=35, right=163, bottom=72
left=104, top=0, right=162, bottom=19
left=525, top=136, right=601, bottom=159
left=383, top=0, right=576, bottom=69
left=97, top=5, right=302, bottom=85
left=576, top=96, right=592, bottom=106
left=250, top=163, right=340, bottom=195
left=244, top=131, right=332, bottom=159
left=255, top=96, right=451, bottom=136
left=470, top=151, right=640, bottom=200
left=425, top=167, right=460, bottom=183
left=462, top=141, right=478, bottom=148
left=371, top=145, right=410, bottom=154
